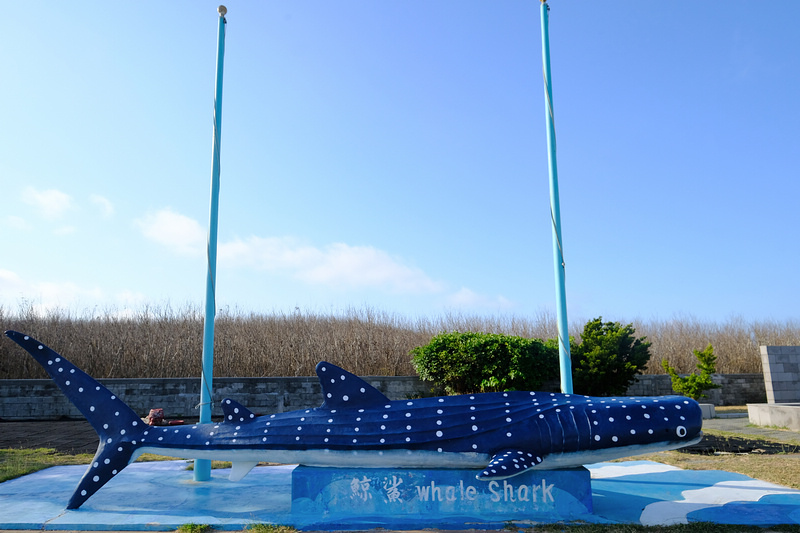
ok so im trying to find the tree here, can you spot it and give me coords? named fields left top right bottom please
left=570, top=317, right=652, bottom=396
left=662, top=343, right=721, bottom=400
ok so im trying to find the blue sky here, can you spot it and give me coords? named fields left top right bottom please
left=1, top=1, right=798, bottom=324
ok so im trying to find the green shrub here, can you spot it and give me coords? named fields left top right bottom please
left=245, top=525, right=297, bottom=533
left=409, top=331, right=558, bottom=395
left=177, top=524, right=213, bottom=533
left=410, top=318, right=653, bottom=397
left=662, top=343, right=721, bottom=400
left=570, top=317, right=652, bottom=396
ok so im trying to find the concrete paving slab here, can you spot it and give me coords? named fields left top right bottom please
left=0, top=461, right=294, bottom=531
left=2, top=460, right=800, bottom=530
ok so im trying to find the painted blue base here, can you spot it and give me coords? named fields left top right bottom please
left=3, top=460, right=800, bottom=530
left=292, top=466, right=592, bottom=529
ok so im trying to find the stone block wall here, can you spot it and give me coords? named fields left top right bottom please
left=624, top=373, right=765, bottom=405
left=0, top=373, right=767, bottom=420
left=0, top=376, right=431, bottom=421
left=761, top=346, right=800, bottom=403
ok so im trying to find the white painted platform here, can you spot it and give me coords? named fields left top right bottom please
left=2, top=460, right=800, bottom=530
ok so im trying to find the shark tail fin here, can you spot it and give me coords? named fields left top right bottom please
left=67, top=438, right=139, bottom=509
left=4, top=330, right=146, bottom=509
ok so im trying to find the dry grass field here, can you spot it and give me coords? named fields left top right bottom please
left=1, top=303, right=798, bottom=379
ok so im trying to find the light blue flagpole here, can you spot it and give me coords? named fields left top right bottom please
left=195, top=4, right=227, bottom=482
left=539, top=1, right=573, bottom=394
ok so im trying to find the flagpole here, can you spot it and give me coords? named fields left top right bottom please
left=195, top=4, right=227, bottom=482
left=539, top=1, right=573, bottom=394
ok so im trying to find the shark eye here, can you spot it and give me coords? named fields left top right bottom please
left=676, top=426, right=687, bottom=438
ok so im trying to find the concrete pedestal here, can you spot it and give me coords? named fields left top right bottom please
left=699, top=403, right=716, bottom=419
left=292, top=466, right=593, bottom=529
left=749, top=403, right=800, bottom=431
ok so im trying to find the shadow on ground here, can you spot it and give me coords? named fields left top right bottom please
left=681, top=434, right=800, bottom=455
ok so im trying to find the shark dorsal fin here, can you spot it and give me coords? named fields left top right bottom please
left=221, top=398, right=257, bottom=423
left=316, top=361, right=390, bottom=410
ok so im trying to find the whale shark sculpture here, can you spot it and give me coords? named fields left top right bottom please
left=5, top=330, right=703, bottom=509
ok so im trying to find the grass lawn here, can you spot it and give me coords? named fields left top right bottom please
left=0, top=448, right=178, bottom=483
left=629, top=429, right=800, bottom=490
left=0, top=448, right=95, bottom=483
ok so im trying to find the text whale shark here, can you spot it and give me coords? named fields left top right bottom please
left=5, top=330, right=702, bottom=509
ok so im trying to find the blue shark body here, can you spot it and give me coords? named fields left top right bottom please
left=5, top=330, right=703, bottom=509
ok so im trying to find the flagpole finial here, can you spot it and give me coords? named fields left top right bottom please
left=218, top=5, right=227, bottom=16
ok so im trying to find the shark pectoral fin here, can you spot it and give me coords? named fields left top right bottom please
left=221, top=398, right=257, bottom=424
left=477, top=450, right=543, bottom=481
left=228, top=461, right=258, bottom=482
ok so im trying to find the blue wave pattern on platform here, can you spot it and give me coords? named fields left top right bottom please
left=4, top=330, right=702, bottom=510
left=591, top=462, right=800, bottom=527
left=690, top=495, right=800, bottom=526
left=3, top=461, right=800, bottom=529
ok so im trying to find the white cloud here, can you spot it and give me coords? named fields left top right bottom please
left=21, top=187, right=73, bottom=220
left=93, top=290, right=149, bottom=319
left=4, top=215, right=31, bottom=231
left=446, top=287, right=515, bottom=311
left=113, top=290, right=147, bottom=307
left=221, top=236, right=444, bottom=294
left=0, top=269, right=150, bottom=317
left=136, top=209, right=520, bottom=300
left=31, top=281, right=105, bottom=311
left=221, top=236, right=318, bottom=271
left=0, top=269, right=24, bottom=291
left=0, top=270, right=104, bottom=315
left=54, top=225, right=77, bottom=236
left=299, top=242, right=443, bottom=293
left=0, top=270, right=27, bottom=312
left=90, top=194, right=115, bottom=217
left=135, top=208, right=206, bottom=256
